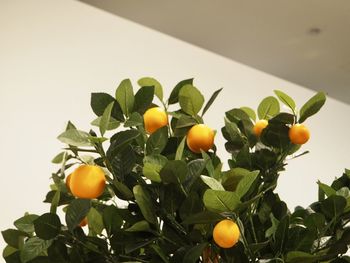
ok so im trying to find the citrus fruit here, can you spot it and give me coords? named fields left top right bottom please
left=289, top=124, right=310, bottom=144
left=70, top=164, right=106, bottom=199
left=65, top=173, right=72, bottom=191
left=143, top=107, right=168, bottom=134
left=186, top=124, right=215, bottom=153
left=253, top=119, right=268, bottom=136
left=79, top=217, right=88, bottom=227
left=213, top=219, right=240, bottom=248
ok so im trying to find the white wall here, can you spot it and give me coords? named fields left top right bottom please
left=1, top=0, right=349, bottom=257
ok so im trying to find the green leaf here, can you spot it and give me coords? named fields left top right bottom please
left=138, top=77, right=163, bottom=101
left=179, top=84, right=204, bottom=116
left=257, top=96, right=280, bottom=120
left=274, top=215, right=289, bottom=253
left=87, top=207, right=104, bottom=235
left=124, top=112, right=143, bottom=127
left=240, top=107, right=256, bottom=121
left=235, top=170, right=260, bottom=198
left=112, top=180, right=134, bottom=200
left=1, top=229, right=29, bottom=248
left=3, top=245, right=18, bottom=258
left=115, top=78, right=134, bottom=117
left=203, top=189, right=241, bottom=213
left=176, top=115, right=198, bottom=129
left=65, top=199, right=91, bottom=232
left=143, top=154, right=167, bottom=182
left=183, top=243, right=208, bottom=263
left=90, top=92, right=114, bottom=116
left=201, top=88, right=222, bottom=117
left=125, top=220, right=151, bottom=232
left=226, top=108, right=251, bottom=123
left=304, top=213, right=325, bottom=232
left=286, top=251, right=318, bottom=263
left=14, top=214, right=39, bottom=234
left=321, top=195, right=346, bottom=219
left=20, top=237, right=53, bottom=263
left=99, top=101, right=114, bottom=136
left=182, top=211, right=224, bottom=225
left=146, top=126, right=168, bottom=155
left=299, top=92, right=326, bottom=123
left=134, top=85, right=155, bottom=113
left=274, top=90, right=296, bottom=112
left=102, top=206, right=123, bottom=235
left=57, top=129, right=93, bottom=147
left=200, top=175, right=224, bottom=190
left=109, top=130, right=140, bottom=156
left=150, top=244, right=170, bottom=263
left=168, top=78, right=193, bottom=104
left=91, top=116, right=120, bottom=131
left=33, top=213, right=61, bottom=240
left=160, top=160, right=188, bottom=184
left=51, top=152, right=66, bottom=164
left=133, top=185, right=158, bottom=225
left=175, top=136, right=186, bottom=160
left=317, top=181, right=336, bottom=197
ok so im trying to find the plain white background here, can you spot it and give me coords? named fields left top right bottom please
left=1, top=0, right=350, bottom=258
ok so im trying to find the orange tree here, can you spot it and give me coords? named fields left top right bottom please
left=2, top=78, right=350, bottom=263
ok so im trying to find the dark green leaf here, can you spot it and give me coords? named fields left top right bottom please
left=317, top=181, right=336, bottom=197
left=160, top=160, right=188, bottom=184
left=20, top=237, right=53, bottom=263
left=134, top=86, right=155, bottom=113
left=146, top=126, right=168, bottom=155
left=235, top=170, right=259, bottom=199
left=257, top=96, right=280, bottom=120
left=99, top=102, right=114, bottom=136
left=124, top=112, right=143, bottom=127
left=1, top=229, right=29, bottom=248
left=274, top=215, right=289, bottom=253
left=203, top=189, right=241, bottom=213
left=179, top=84, right=204, bottom=116
left=138, top=77, right=163, bottom=101
left=286, top=251, right=318, bottom=263
left=109, top=129, right=140, bottom=155
left=103, top=206, right=123, bottom=235
left=176, top=115, right=197, bottom=129
left=240, top=107, right=256, bottom=121
left=14, top=214, right=39, bottom=234
left=201, top=88, right=222, bottom=117
left=87, top=207, right=104, bottom=235
left=65, top=199, right=91, bottom=232
left=125, top=220, right=151, bottom=232
left=175, top=136, right=186, bottom=161
left=112, top=180, right=134, bottom=200
left=182, top=211, right=224, bottom=225
left=143, top=154, right=167, bottom=182
left=168, top=78, right=193, bottom=104
left=321, top=195, right=346, bottom=219
left=183, top=243, right=208, bottom=263
left=33, top=213, right=61, bottom=240
left=299, top=92, right=326, bottom=123
left=226, top=108, right=251, bottom=123
left=133, top=185, right=157, bottom=225
left=274, top=90, right=296, bottom=111
left=115, top=79, right=134, bottom=117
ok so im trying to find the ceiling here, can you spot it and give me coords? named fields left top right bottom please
left=79, top=0, right=350, bottom=104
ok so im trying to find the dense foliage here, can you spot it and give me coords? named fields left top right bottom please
left=3, top=78, right=350, bottom=263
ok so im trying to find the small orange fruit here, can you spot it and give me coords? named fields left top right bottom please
left=186, top=124, right=215, bottom=153
left=213, top=219, right=240, bottom=249
left=79, top=217, right=88, bottom=227
left=289, top=124, right=310, bottom=144
left=66, top=173, right=72, bottom=192
left=253, top=119, right=268, bottom=137
left=143, top=107, right=168, bottom=134
left=70, top=165, right=106, bottom=199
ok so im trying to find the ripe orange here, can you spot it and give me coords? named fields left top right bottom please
left=79, top=217, right=88, bottom=227
left=69, top=165, right=106, bottom=199
left=289, top=124, right=310, bottom=144
left=143, top=107, right=168, bottom=134
left=186, top=124, right=215, bottom=153
left=65, top=173, right=72, bottom=192
left=253, top=119, right=268, bottom=137
left=213, top=219, right=240, bottom=248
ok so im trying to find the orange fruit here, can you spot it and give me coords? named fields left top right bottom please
left=143, top=107, right=168, bottom=134
left=79, top=217, right=88, bottom=227
left=289, top=124, right=310, bottom=144
left=213, top=219, right=240, bottom=248
left=70, top=165, right=106, bottom=199
left=186, top=124, right=215, bottom=153
left=253, top=119, right=268, bottom=136
left=66, top=173, right=72, bottom=191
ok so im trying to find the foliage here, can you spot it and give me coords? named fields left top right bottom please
left=3, top=78, right=349, bottom=263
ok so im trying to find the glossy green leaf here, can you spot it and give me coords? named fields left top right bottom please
left=20, top=237, right=53, bottom=263
left=321, top=195, right=346, bottom=219
left=57, top=129, right=93, bottom=147
left=138, top=77, right=163, bottom=101
left=115, top=79, right=134, bottom=117
left=274, top=90, right=296, bottom=111
left=235, top=170, right=260, bottom=198
left=200, top=175, right=224, bottom=190
left=51, top=152, right=66, bottom=164
left=133, top=185, right=157, bottom=225
left=182, top=211, right=225, bottom=225
left=175, top=136, right=186, bottom=160
left=168, top=78, right=193, bottom=104
left=65, top=199, right=91, bottom=232
left=203, top=189, right=241, bottom=213
left=160, top=160, right=188, bottom=184
left=183, top=243, right=208, bottom=263
left=146, top=126, right=168, bottom=155
left=33, top=213, right=61, bottom=240
left=317, top=181, right=336, bottom=197
left=103, top=206, right=123, bottom=235
left=134, top=85, right=155, bottom=113
left=179, top=84, right=204, bottom=116
left=143, top=154, right=167, bottom=182
left=299, top=92, right=326, bottom=123
left=99, top=101, right=114, bottom=136
left=240, top=107, right=256, bottom=121
left=258, top=96, right=280, bottom=120
left=87, top=207, right=104, bottom=235
left=1, top=229, right=29, bottom=248
left=14, top=214, right=39, bottom=234
left=124, top=112, right=143, bottom=127
left=125, top=220, right=151, bottom=232
left=201, top=88, right=222, bottom=117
